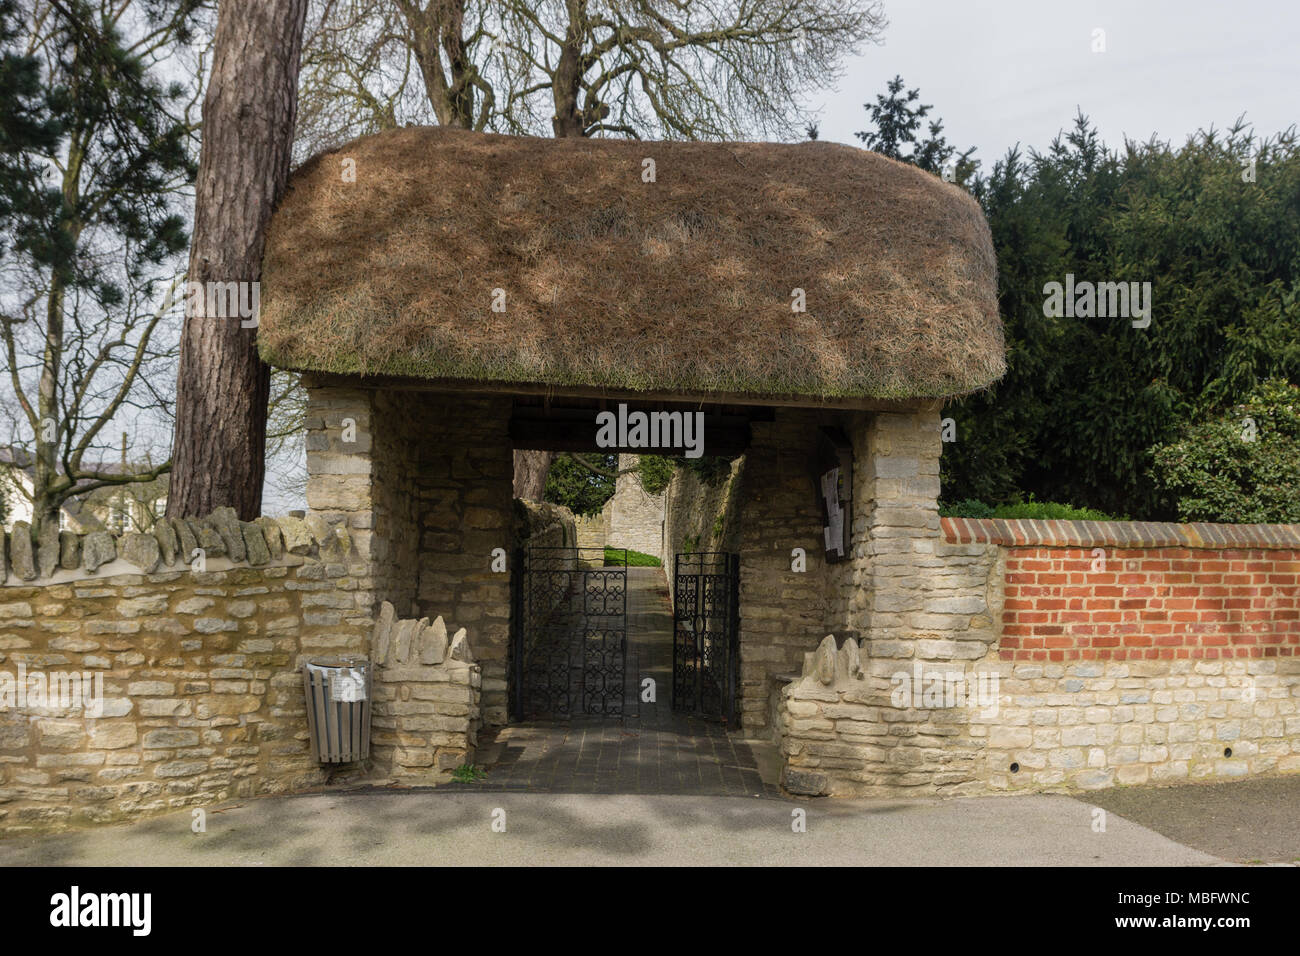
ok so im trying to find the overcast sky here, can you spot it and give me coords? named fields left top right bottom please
left=815, top=0, right=1299, bottom=163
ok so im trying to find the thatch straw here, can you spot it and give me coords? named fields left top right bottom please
left=259, top=126, right=1003, bottom=401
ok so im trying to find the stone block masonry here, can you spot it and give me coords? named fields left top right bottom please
left=602, top=454, right=665, bottom=561
left=303, top=380, right=515, bottom=726
left=777, top=517, right=1300, bottom=797
left=369, top=602, right=480, bottom=782
left=574, top=512, right=608, bottom=551
left=826, top=407, right=1003, bottom=670
left=0, top=516, right=481, bottom=835
left=734, top=410, right=835, bottom=733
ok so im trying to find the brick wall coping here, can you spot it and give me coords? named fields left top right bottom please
left=941, top=516, right=1300, bottom=550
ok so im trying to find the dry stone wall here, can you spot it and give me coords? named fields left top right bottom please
left=0, top=514, right=480, bottom=835
left=3, top=507, right=303, bottom=584
left=369, top=602, right=481, bottom=781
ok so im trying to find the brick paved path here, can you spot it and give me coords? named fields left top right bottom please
left=456, top=567, right=779, bottom=796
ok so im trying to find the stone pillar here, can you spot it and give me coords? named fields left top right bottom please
left=409, top=394, right=514, bottom=725
left=305, top=384, right=373, bottom=526
left=810, top=403, right=996, bottom=794
left=852, top=406, right=944, bottom=653
left=735, top=409, right=829, bottom=732
left=303, top=384, right=514, bottom=726
left=304, top=382, right=385, bottom=621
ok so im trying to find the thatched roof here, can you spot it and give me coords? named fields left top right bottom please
left=258, top=127, right=1003, bottom=402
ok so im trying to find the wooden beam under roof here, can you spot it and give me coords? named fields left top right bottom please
left=300, top=372, right=941, bottom=414
left=508, top=402, right=753, bottom=456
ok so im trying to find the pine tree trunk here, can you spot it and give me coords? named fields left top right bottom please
left=167, top=0, right=309, bottom=520
left=513, top=450, right=555, bottom=501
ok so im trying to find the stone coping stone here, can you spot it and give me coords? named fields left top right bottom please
left=1, top=511, right=343, bottom=587
left=941, top=517, right=1300, bottom=551
left=0, top=552, right=307, bottom=588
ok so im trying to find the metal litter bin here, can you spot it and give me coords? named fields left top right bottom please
left=302, top=656, right=371, bottom=763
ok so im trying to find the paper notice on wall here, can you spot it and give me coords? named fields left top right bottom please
left=331, top=668, right=367, bottom=702
left=822, top=468, right=840, bottom=513
left=826, top=510, right=844, bottom=556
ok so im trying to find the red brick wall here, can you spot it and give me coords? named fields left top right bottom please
left=941, top=519, right=1300, bottom=662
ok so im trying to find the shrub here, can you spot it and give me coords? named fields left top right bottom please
left=543, top=453, right=616, bottom=515
left=637, top=455, right=675, bottom=495
left=940, top=498, right=1118, bottom=521
left=680, top=456, right=734, bottom=486
left=1151, top=379, right=1300, bottom=523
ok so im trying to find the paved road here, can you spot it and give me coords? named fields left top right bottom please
left=0, top=788, right=1229, bottom=867
left=1088, top=777, right=1300, bottom=865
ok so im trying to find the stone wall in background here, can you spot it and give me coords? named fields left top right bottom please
left=574, top=512, right=608, bottom=551
left=661, top=455, right=744, bottom=609
left=514, top=500, right=576, bottom=553
left=513, top=499, right=579, bottom=643
left=602, top=454, right=665, bottom=560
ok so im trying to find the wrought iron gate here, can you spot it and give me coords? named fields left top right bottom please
left=672, top=552, right=739, bottom=722
left=511, top=547, right=628, bottom=719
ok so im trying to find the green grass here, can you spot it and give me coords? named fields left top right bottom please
left=604, top=547, right=662, bottom=567
left=939, top=497, right=1123, bottom=521
left=450, top=764, right=487, bottom=783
